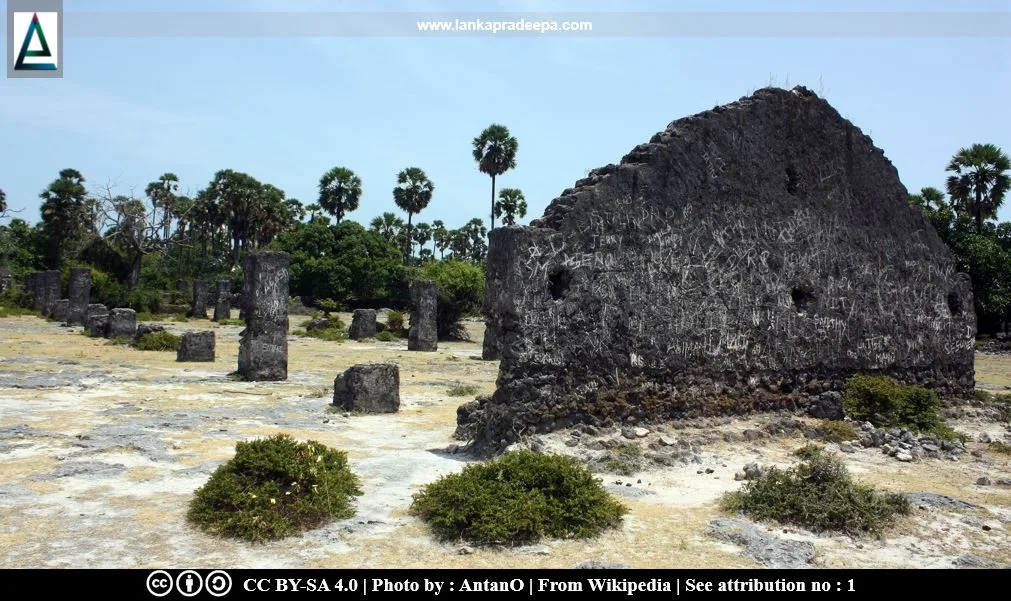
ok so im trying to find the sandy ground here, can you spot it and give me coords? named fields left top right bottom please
left=0, top=313, right=1008, bottom=569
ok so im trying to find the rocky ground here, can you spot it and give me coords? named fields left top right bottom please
left=0, top=314, right=1008, bottom=568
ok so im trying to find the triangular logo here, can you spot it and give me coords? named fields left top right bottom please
left=15, top=13, right=57, bottom=71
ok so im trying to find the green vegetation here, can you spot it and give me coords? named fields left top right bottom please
left=410, top=450, right=627, bottom=544
left=602, top=443, right=644, bottom=476
left=446, top=383, right=479, bottom=397
left=385, top=310, right=407, bottom=336
left=988, top=441, right=1011, bottom=455
left=105, top=336, right=132, bottom=346
left=375, top=331, right=397, bottom=342
left=419, top=260, right=484, bottom=339
left=721, top=446, right=910, bottom=536
left=295, top=315, right=347, bottom=342
left=819, top=420, right=859, bottom=443
left=135, top=331, right=181, bottom=351
left=217, top=318, right=244, bottom=326
left=843, top=375, right=958, bottom=440
left=187, top=434, right=362, bottom=542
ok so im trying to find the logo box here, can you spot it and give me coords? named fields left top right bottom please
left=7, top=0, right=63, bottom=78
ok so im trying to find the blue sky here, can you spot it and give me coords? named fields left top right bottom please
left=2, top=0, right=1009, bottom=230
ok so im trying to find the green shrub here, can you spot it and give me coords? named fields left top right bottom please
left=135, top=331, right=181, bottom=351
left=974, top=390, right=999, bottom=403
left=187, top=434, right=362, bottom=542
left=418, top=260, right=484, bottom=340
left=410, top=450, right=627, bottom=544
left=447, top=383, right=479, bottom=397
left=0, top=288, right=34, bottom=310
left=819, top=420, right=859, bottom=443
left=385, top=310, right=407, bottom=336
left=843, top=375, right=953, bottom=439
left=988, top=441, right=1011, bottom=455
left=602, top=443, right=643, bottom=476
left=721, top=447, right=910, bottom=536
left=376, top=331, right=396, bottom=342
left=105, top=336, right=132, bottom=346
left=217, top=318, right=244, bottom=326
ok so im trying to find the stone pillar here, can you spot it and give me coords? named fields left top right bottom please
left=482, top=321, right=501, bottom=360
left=348, top=309, right=378, bottom=340
left=408, top=280, right=438, bottom=351
left=85, top=304, right=109, bottom=337
left=25, top=272, right=39, bottom=309
left=333, top=362, right=400, bottom=413
left=190, top=280, right=209, bottom=318
left=178, top=331, right=215, bottom=362
left=238, top=251, right=289, bottom=381
left=67, top=268, right=92, bottom=325
left=212, top=280, right=231, bottom=321
left=36, top=270, right=61, bottom=316
left=52, top=299, right=70, bottom=322
left=107, top=308, right=137, bottom=339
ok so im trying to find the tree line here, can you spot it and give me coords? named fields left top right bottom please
left=0, top=123, right=523, bottom=317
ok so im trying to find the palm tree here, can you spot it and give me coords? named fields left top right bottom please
left=432, top=219, right=448, bottom=258
left=318, top=166, right=362, bottom=224
left=945, top=143, right=1011, bottom=232
left=392, top=167, right=434, bottom=261
left=494, top=188, right=527, bottom=226
left=0, top=187, right=6, bottom=215
left=369, top=212, right=404, bottom=244
left=145, top=173, right=179, bottom=242
left=472, top=124, right=518, bottom=230
left=413, top=222, right=432, bottom=261
left=305, top=203, right=322, bottom=222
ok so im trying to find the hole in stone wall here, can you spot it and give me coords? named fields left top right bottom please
left=946, top=291, right=962, bottom=316
left=785, top=165, right=800, bottom=195
left=548, top=269, right=572, bottom=301
left=791, top=287, right=815, bottom=313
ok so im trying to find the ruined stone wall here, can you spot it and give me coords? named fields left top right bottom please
left=467, top=87, right=975, bottom=452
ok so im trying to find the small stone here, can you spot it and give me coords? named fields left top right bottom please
left=975, top=476, right=992, bottom=486
left=839, top=443, right=855, bottom=453
left=705, top=467, right=714, bottom=474
left=971, top=450, right=983, bottom=458
left=333, top=362, right=400, bottom=413
left=978, top=433, right=992, bottom=443
left=734, top=472, right=745, bottom=481
left=657, top=435, right=677, bottom=446
left=177, top=331, right=216, bottom=362
left=457, top=546, right=475, bottom=555
left=633, top=427, right=650, bottom=438
left=895, top=451, right=913, bottom=462
left=995, top=478, right=1011, bottom=486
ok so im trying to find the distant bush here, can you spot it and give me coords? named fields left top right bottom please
left=0, top=288, right=33, bottom=310
left=602, top=443, right=643, bottom=476
left=410, top=450, right=627, bottom=544
left=819, top=420, right=859, bottom=443
left=721, top=446, right=909, bottom=536
left=135, top=331, right=181, bottom=351
left=418, top=260, right=484, bottom=340
left=376, top=331, right=397, bottom=342
left=217, top=318, right=245, bottom=326
left=385, top=310, right=407, bottom=336
left=187, top=434, right=362, bottom=541
left=989, top=441, right=1011, bottom=455
left=843, top=375, right=956, bottom=439
left=446, top=383, right=479, bottom=397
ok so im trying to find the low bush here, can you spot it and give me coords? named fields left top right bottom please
left=0, top=288, right=33, bottom=310
left=989, top=441, right=1011, bottom=455
left=135, top=331, right=181, bottom=351
left=187, top=434, right=362, bottom=541
left=418, top=260, right=484, bottom=340
left=217, top=318, right=245, bottom=326
left=376, top=331, right=397, bottom=342
left=385, top=310, right=407, bottom=336
left=843, top=375, right=955, bottom=439
left=446, top=383, right=479, bottom=397
left=602, top=443, right=643, bottom=476
left=819, top=420, right=858, bottom=443
left=410, top=450, right=627, bottom=544
left=721, top=446, right=910, bottom=536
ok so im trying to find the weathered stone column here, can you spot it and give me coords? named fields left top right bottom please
left=52, top=299, right=70, bottom=322
left=190, top=280, right=209, bottom=318
left=238, top=251, right=289, bottom=381
left=178, top=331, right=215, bottom=362
left=332, top=362, right=400, bottom=413
left=408, top=280, right=438, bottom=351
left=67, top=268, right=91, bottom=325
left=85, top=304, right=109, bottom=337
left=107, top=308, right=137, bottom=339
left=348, top=309, right=378, bottom=339
left=36, top=270, right=61, bottom=316
left=25, top=272, right=40, bottom=308
left=212, top=280, right=231, bottom=321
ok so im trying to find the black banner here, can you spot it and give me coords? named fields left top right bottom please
left=0, top=569, right=995, bottom=598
